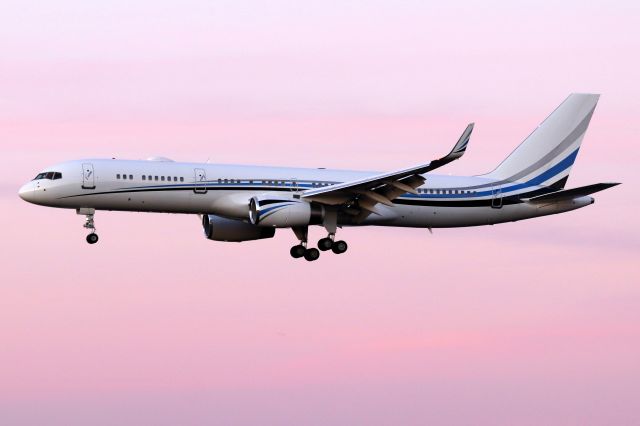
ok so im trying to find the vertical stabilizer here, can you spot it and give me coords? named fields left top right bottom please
left=486, top=94, right=599, bottom=189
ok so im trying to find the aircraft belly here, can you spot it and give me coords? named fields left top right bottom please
left=360, top=204, right=546, bottom=228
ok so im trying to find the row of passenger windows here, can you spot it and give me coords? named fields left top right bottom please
left=33, top=172, right=62, bottom=180
left=418, top=188, right=476, bottom=195
left=216, top=179, right=332, bottom=186
left=217, top=179, right=280, bottom=185
left=116, top=174, right=184, bottom=182
left=111, top=174, right=473, bottom=195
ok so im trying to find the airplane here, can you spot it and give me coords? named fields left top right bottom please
left=18, top=93, right=619, bottom=261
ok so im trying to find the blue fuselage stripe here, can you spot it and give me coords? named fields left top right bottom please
left=106, top=149, right=579, bottom=202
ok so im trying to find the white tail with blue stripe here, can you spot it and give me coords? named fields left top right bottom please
left=485, top=93, right=600, bottom=189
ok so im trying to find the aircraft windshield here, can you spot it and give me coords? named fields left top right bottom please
left=33, top=172, right=62, bottom=180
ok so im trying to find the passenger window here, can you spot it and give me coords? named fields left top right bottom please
left=123, top=174, right=127, bottom=180
left=180, top=177, right=184, bottom=182
left=117, top=174, right=121, bottom=179
left=161, top=176, right=165, bottom=181
left=155, top=176, right=158, bottom=181
left=142, top=175, right=146, bottom=180
left=129, top=175, right=133, bottom=180
left=173, top=177, right=177, bottom=182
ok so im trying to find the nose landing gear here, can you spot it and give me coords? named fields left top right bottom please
left=78, top=208, right=99, bottom=244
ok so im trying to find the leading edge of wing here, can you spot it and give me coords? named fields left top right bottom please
left=302, top=123, right=474, bottom=199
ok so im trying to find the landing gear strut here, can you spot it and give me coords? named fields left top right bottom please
left=78, top=208, right=99, bottom=244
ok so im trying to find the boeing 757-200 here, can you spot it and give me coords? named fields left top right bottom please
left=19, top=94, right=619, bottom=261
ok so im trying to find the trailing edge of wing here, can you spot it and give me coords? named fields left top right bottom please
left=302, top=123, right=474, bottom=204
left=526, top=182, right=620, bottom=204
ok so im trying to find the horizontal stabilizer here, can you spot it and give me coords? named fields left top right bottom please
left=526, top=183, right=620, bottom=203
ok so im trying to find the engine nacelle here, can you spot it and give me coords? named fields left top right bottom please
left=202, top=214, right=275, bottom=242
left=249, top=195, right=324, bottom=227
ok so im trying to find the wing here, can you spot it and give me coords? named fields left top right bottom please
left=302, top=123, right=474, bottom=214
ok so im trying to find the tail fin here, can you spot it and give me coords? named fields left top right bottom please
left=485, top=93, right=599, bottom=189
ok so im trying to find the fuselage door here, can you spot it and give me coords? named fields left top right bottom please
left=290, top=177, right=299, bottom=192
left=491, top=186, right=502, bottom=209
left=194, top=168, right=207, bottom=194
left=82, top=163, right=96, bottom=189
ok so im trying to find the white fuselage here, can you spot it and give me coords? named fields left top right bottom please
left=18, top=158, right=593, bottom=229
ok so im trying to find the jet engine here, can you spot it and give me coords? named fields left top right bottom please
left=249, top=195, right=324, bottom=227
left=202, top=214, right=275, bottom=242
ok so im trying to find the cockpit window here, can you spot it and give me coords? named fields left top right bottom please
left=33, top=171, right=62, bottom=180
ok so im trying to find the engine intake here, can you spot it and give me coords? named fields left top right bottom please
left=249, top=195, right=324, bottom=227
left=202, top=214, right=275, bottom=242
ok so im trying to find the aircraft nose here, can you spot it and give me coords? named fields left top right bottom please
left=18, top=182, right=35, bottom=203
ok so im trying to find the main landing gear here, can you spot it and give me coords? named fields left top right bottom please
left=78, top=208, right=99, bottom=244
left=290, top=226, right=320, bottom=261
left=290, top=226, right=348, bottom=262
left=317, top=235, right=348, bottom=254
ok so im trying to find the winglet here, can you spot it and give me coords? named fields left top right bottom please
left=446, top=123, right=474, bottom=160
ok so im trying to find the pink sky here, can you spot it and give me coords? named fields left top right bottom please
left=1, top=1, right=639, bottom=425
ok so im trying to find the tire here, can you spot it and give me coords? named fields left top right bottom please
left=304, top=248, right=320, bottom=261
left=290, top=245, right=306, bottom=258
left=86, top=233, right=99, bottom=244
left=331, top=240, right=348, bottom=254
left=317, top=237, right=333, bottom=251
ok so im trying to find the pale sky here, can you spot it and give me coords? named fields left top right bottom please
left=1, top=1, right=639, bottom=425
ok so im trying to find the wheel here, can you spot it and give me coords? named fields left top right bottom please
left=86, top=233, right=99, bottom=244
left=290, top=245, right=306, bottom=258
left=317, top=237, right=333, bottom=251
left=304, top=248, right=320, bottom=261
left=331, top=240, right=348, bottom=254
